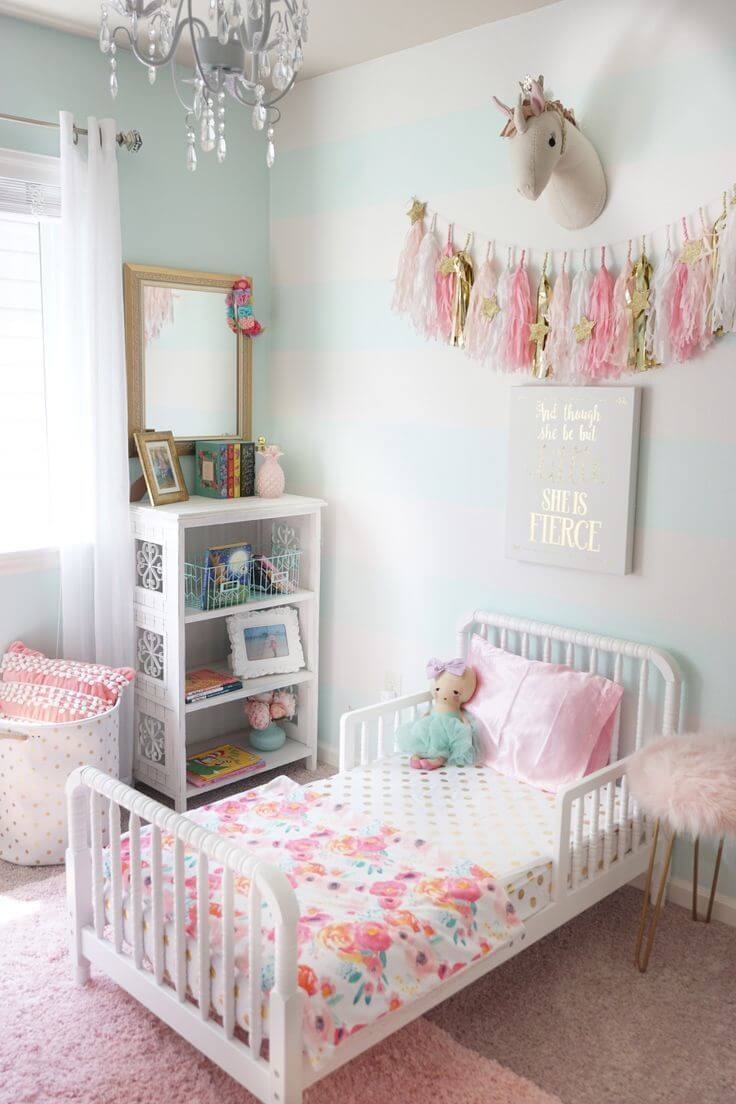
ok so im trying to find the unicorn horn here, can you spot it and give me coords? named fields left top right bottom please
left=529, top=78, right=545, bottom=116
left=514, top=94, right=528, bottom=133
left=492, top=96, right=514, bottom=120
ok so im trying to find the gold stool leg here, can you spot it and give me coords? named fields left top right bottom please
left=692, top=836, right=700, bottom=920
left=702, top=836, right=724, bottom=924
left=635, top=819, right=675, bottom=973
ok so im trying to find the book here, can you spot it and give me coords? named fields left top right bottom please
left=186, top=743, right=265, bottom=787
left=194, top=440, right=256, bottom=499
left=195, top=441, right=229, bottom=499
left=240, top=441, right=256, bottom=496
left=201, top=540, right=252, bottom=609
left=185, top=667, right=242, bottom=703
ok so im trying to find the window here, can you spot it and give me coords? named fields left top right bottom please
left=0, top=152, right=60, bottom=556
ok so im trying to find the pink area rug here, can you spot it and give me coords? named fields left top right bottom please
left=0, top=867, right=560, bottom=1104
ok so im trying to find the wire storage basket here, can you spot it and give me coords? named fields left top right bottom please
left=185, top=550, right=302, bottom=613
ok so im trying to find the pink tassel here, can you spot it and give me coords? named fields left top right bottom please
left=410, top=227, right=441, bottom=340
left=669, top=261, right=691, bottom=361
left=502, top=254, right=534, bottom=372
left=463, top=255, right=498, bottom=362
left=435, top=230, right=455, bottom=343
left=392, top=217, right=425, bottom=314
left=583, top=252, right=615, bottom=379
left=608, top=260, right=632, bottom=377
left=545, top=266, right=571, bottom=380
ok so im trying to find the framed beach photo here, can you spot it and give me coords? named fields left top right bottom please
left=134, top=430, right=189, bottom=507
left=227, top=606, right=305, bottom=679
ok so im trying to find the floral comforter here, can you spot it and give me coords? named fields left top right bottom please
left=106, top=775, right=523, bottom=1068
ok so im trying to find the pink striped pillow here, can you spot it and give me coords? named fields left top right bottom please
left=1, top=642, right=134, bottom=705
left=0, top=681, right=113, bottom=724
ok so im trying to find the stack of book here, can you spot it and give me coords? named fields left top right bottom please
left=194, top=439, right=256, bottom=499
left=186, top=742, right=266, bottom=788
left=185, top=667, right=243, bottom=704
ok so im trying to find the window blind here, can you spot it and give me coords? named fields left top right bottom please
left=0, top=176, right=61, bottom=219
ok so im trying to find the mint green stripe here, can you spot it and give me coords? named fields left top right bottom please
left=272, top=48, right=736, bottom=218
left=271, top=416, right=736, bottom=540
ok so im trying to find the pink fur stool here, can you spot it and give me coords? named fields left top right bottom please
left=627, top=733, right=736, bottom=972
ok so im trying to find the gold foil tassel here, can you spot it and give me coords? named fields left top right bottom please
left=446, top=234, right=474, bottom=347
left=709, top=191, right=729, bottom=337
left=627, top=238, right=655, bottom=372
left=531, top=252, right=551, bottom=378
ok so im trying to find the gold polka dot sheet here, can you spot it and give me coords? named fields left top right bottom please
left=302, top=756, right=636, bottom=922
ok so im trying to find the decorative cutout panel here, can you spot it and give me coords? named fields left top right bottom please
left=135, top=539, right=164, bottom=592
left=136, top=627, right=164, bottom=681
left=138, top=712, right=165, bottom=764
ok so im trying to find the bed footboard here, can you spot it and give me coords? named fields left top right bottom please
left=66, top=767, right=304, bottom=1104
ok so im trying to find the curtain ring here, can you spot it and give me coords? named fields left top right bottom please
left=72, top=123, right=80, bottom=146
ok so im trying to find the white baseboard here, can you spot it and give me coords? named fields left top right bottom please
left=317, top=743, right=339, bottom=768
left=632, top=872, right=736, bottom=928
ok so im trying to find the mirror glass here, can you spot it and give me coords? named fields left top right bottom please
left=143, top=283, right=237, bottom=438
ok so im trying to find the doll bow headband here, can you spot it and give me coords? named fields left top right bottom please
left=426, top=658, right=466, bottom=679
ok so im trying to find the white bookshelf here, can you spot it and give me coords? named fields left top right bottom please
left=130, top=494, right=326, bottom=811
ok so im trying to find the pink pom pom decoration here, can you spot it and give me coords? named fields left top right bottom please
left=501, top=255, right=534, bottom=372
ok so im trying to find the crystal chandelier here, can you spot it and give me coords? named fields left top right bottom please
left=98, top=0, right=309, bottom=171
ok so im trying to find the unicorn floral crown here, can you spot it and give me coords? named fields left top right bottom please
left=492, top=74, right=577, bottom=140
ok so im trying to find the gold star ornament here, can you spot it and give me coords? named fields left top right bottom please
left=573, top=315, right=595, bottom=343
left=481, top=295, right=500, bottom=320
left=631, top=286, right=650, bottom=316
left=529, top=319, right=550, bottom=343
left=679, top=239, right=703, bottom=265
left=407, top=198, right=427, bottom=224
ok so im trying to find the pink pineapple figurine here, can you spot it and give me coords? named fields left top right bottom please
left=256, top=444, right=285, bottom=498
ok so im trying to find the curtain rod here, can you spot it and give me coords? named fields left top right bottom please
left=0, top=112, right=142, bottom=152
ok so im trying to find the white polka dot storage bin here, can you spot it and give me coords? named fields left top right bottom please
left=0, top=701, right=119, bottom=866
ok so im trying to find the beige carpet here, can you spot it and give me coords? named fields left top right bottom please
left=3, top=763, right=734, bottom=1104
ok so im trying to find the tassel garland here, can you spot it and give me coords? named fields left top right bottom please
left=391, top=188, right=736, bottom=378
left=502, top=254, right=534, bottom=372
left=464, top=251, right=499, bottom=361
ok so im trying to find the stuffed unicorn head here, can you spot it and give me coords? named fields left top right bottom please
left=492, top=75, right=606, bottom=230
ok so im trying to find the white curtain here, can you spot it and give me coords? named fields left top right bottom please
left=46, top=112, right=134, bottom=780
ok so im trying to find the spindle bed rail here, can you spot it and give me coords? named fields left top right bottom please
left=67, top=612, right=681, bottom=1104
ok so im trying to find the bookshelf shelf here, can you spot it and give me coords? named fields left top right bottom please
left=131, top=493, right=325, bottom=811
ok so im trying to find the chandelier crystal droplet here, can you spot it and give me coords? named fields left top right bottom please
left=98, top=0, right=308, bottom=171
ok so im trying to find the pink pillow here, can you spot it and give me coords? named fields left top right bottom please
left=464, top=634, right=623, bottom=793
left=1, top=641, right=134, bottom=705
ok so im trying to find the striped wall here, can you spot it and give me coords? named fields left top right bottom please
left=269, top=0, right=736, bottom=894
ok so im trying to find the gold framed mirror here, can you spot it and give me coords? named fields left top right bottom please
left=123, top=263, right=253, bottom=456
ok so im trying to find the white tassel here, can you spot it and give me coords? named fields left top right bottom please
left=646, top=249, right=676, bottom=365
left=410, top=227, right=441, bottom=340
left=464, top=258, right=498, bottom=362
left=712, top=203, right=736, bottom=335
left=485, top=263, right=512, bottom=370
left=568, top=264, right=593, bottom=382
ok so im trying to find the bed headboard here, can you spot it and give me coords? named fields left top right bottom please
left=458, top=611, right=682, bottom=761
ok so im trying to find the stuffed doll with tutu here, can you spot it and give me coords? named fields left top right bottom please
left=397, top=658, right=478, bottom=770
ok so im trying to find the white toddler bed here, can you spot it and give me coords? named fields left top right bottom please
left=66, top=612, right=681, bottom=1104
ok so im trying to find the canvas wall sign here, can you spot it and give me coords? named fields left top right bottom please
left=506, top=386, right=641, bottom=574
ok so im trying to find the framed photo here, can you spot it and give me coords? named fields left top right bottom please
left=134, top=430, right=189, bottom=507
left=227, top=606, right=304, bottom=679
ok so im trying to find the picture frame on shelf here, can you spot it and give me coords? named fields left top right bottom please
left=227, top=606, right=304, bottom=679
left=134, top=430, right=189, bottom=507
